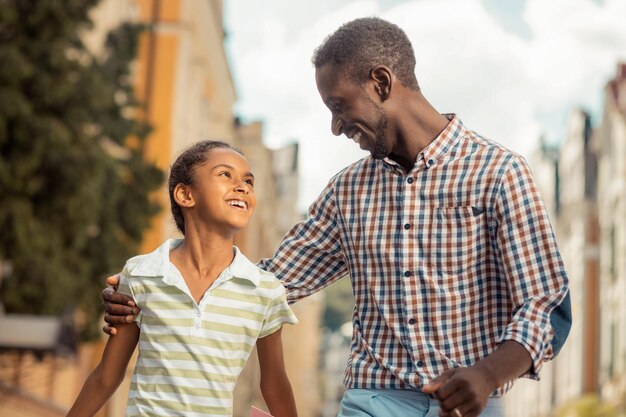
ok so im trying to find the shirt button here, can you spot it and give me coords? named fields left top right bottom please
left=195, top=323, right=200, bottom=329
left=416, top=360, right=424, bottom=367
left=427, top=159, right=435, bottom=166
left=196, top=312, right=201, bottom=317
left=408, top=318, right=416, bottom=325
left=407, top=177, right=414, bottom=184
left=403, top=271, right=412, bottom=277
left=403, top=223, right=411, bottom=230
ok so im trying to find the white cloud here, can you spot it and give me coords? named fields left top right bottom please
left=225, top=0, right=626, bottom=212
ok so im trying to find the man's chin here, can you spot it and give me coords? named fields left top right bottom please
left=370, top=147, right=390, bottom=160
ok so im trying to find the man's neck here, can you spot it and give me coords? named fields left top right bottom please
left=390, top=91, right=450, bottom=170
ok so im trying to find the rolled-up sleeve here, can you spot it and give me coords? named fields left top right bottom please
left=495, top=156, right=570, bottom=379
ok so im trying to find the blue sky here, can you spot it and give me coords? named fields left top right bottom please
left=224, top=0, right=626, bottom=211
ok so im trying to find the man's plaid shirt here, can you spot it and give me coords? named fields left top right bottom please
left=259, top=115, right=569, bottom=395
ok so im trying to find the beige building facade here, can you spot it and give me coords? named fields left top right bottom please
left=504, top=109, right=597, bottom=417
left=0, top=1, right=323, bottom=417
left=594, top=63, right=626, bottom=414
left=232, top=121, right=323, bottom=417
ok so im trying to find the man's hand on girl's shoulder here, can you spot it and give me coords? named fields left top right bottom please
left=102, top=274, right=140, bottom=335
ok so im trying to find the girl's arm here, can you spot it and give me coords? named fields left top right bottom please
left=67, top=322, right=139, bottom=417
left=256, top=327, right=298, bottom=417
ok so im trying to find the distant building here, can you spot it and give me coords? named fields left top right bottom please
left=505, top=65, right=626, bottom=417
left=558, top=109, right=600, bottom=399
left=505, top=109, right=599, bottom=417
left=232, top=120, right=323, bottom=417
left=84, top=0, right=239, bottom=251
left=593, top=63, right=626, bottom=414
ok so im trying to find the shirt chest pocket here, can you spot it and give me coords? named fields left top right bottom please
left=423, top=206, right=487, bottom=275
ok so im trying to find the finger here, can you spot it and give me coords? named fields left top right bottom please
left=435, top=372, right=466, bottom=401
left=458, top=405, right=480, bottom=417
left=439, top=389, right=473, bottom=414
left=103, top=324, right=117, bottom=336
left=102, top=288, right=136, bottom=307
left=422, top=379, right=442, bottom=394
left=104, top=311, right=135, bottom=325
left=103, top=299, right=138, bottom=316
left=423, top=369, right=455, bottom=393
left=438, top=408, right=453, bottom=417
left=106, top=274, right=120, bottom=287
left=423, top=369, right=458, bottom=397
left=439, top=407, right=464, bottom=417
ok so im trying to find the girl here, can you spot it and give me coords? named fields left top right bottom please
left=68, top=141, right=298, bottom=417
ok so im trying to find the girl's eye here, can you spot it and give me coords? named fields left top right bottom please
left=219, top=171, right=231, bottom=178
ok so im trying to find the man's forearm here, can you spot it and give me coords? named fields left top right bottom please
left=422, top=339, right=534, bottom=415
left=475, top=340, right=533, bottom=389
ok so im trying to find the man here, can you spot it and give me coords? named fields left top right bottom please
left=103, top=18, right=571, bottom=417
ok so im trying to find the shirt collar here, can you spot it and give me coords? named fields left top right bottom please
left=228, top=246, right=261, bottom=287
left=128, top=239, right=179, bottom=277
left=128, top=239, right=260, bottom=287
left=381, top=113, right=464, bottom=171
left=419, top=113, right=464, bottom=167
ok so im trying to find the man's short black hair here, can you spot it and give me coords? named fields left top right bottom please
left=312, top=17, right=419, bottom=90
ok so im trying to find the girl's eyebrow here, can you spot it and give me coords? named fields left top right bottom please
left=212, top=163, right=255, bottom=179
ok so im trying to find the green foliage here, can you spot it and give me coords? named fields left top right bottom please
left=0, top=0, right=163, bottom=339
left=322, top=277, right=354, bottom=331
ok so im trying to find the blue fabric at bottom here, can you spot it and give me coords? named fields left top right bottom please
left=337, top=388, right=504, bottom=417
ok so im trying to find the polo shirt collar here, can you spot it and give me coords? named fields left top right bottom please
left=128, top=239, right=179, bottom=277
left=128, top=239, right=260, bottom=287
left=228, top=246, right=261, bottom=287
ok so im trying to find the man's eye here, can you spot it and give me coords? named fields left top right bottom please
left=245, top=179, right=254, bottom=187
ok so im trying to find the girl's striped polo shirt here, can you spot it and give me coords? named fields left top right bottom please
left=118, top=239, right=298, bottom=417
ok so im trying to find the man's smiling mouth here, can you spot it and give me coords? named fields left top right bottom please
left=346, top=128, right=363, bottom=144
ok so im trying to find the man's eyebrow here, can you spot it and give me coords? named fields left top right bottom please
left=324, top=97, right=339, bottom=107
left=212, top=163, right=254, bottom=179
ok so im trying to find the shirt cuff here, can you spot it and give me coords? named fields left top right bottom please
left=498, top=320, right=553, bottom=380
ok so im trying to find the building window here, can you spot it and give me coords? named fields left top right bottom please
left=608, top=321, right=617, bottom=378
left=610, top=225, right=616, bottom=282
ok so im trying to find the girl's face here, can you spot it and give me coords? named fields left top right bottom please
left=186, top=148, right=256, bottom=234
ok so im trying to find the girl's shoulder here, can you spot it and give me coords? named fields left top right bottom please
left=253, top=269, right=289, bottom=303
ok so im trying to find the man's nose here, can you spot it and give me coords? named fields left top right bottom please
left=331, top=115, right=343, bottom=136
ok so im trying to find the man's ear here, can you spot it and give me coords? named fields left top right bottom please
left=370, top=66, right=392, bottom=101
left=173, top=183, right=195, bottom=208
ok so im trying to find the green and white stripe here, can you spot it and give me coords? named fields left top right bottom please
left=118, top=239, right=297, bottom=417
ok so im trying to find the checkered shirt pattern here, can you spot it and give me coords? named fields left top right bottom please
left=258, top=114, right=569, bottom=396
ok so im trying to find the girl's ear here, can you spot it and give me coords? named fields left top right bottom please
left=174, top=183, right=195, bottom=208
